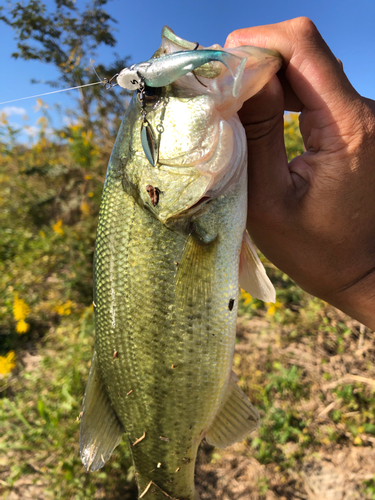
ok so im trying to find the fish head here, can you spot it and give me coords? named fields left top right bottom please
left=121, top=86, right=219, bottom=226
left=116, top=27, right=282, bottom=225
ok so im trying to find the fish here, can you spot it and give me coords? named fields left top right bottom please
left=79, top=26, right=282, bottom=500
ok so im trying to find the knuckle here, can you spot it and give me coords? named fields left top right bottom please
left=336, top=57, right=344, bottom=70
left=225, top=30, right=242, bottom=48
left=291, top=16, right=319, bottom=40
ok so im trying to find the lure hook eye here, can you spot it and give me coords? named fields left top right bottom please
left=102, top=73, right=119, bottom=90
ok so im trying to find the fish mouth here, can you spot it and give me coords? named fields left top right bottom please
left=178, top=196, right=213, bottom=218
left=188, top=196, right=212, bottom=210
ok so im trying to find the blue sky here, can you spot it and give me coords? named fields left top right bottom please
left=0, top=0, right=374, bottom=141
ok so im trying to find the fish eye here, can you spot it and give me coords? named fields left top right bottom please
left=138, top=85, right=161, bottom=105
left=144, top=86, right=156, bottom=97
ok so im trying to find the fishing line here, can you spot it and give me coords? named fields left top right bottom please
left=90, top=60, right=105, bottom=87
left=0, top=78, right=118, bottom=106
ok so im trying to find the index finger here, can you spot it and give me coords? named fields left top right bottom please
left=225, top=17, right=356, bottom=115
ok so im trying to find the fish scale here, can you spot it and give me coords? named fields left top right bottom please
left=80, top=26, right=281, bottom=500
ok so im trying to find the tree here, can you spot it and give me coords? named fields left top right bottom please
left=0, top=0, right=130, bottom=133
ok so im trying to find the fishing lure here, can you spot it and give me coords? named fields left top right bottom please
left=116, top=49, right=246, bottom=95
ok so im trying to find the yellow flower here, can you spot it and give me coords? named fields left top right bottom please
left=0, top=351, right=16, bottom=376
left=36, top=115, right=48, bottom=127
left=16, top=319, right=30, bottom=334
left=80, top=202, right=90, bottom=216
left=52, top=219, right=64, bottom=235
left=88, top=191, right=94, bottom=198
left=240, top=289, right=253, bottom=306
left=13, top=293, right=30, bottom=321
left=84, top=175, right=93, bottom=180
left=266, top=301, right=282, bottom=316
left=39, top=230, right=45, bottom=238
left=54, top=300, right=73, bottom=316
left=0, top=112, right=8, bottom=126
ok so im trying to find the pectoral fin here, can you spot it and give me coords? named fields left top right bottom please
left=239, top=230, right=276, bottom=303
left=205, top=371, right=260, bottom=448
left=79, top=351, right=124, bottom=471
left=176, top=233, right=217, bottom=305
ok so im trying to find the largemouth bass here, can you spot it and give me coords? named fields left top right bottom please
left=80, top=27, right=281, bottom=500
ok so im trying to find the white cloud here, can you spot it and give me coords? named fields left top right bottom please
left=24, top=125, right=54, bottom=137
left=24, top=125, right=39, bottom=137
left=1, top=106, right=27, bottom=116
left=63, top=116, right=79, bottom=126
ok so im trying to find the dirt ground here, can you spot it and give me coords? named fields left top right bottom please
left=3, top=446, right=374, bottom=500
left=195, top=440, right=375, bottom=500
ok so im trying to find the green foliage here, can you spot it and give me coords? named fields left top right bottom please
left=0, top=110, right=116, bottom=365
left=284, top=112, right=304, bottom=161
left=0, top=0, right=130, bottom=130
left=0, top=310, right=135, bottom=498
left=1, top=0, right=116, bottom=71
left=266, top=363, right=306, bottom=399
left=363, top=477, right=375, bottom=500
left=248, top=360, right=313, bottom=469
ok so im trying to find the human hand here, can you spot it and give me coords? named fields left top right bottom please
left=225, top=17, right=375, bottom=329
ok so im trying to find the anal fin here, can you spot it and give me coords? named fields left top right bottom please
left=79, top=351, right=124, bottom=471
left=205, top=371, right=260, bottom=448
